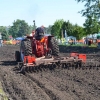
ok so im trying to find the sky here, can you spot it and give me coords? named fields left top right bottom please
left=0, top=0, right=86, bottom=27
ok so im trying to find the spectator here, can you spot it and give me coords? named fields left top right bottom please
left=88, top=39, right=91, bottom=46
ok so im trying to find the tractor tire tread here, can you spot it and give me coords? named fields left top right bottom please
left=50, top=37, right=59, bottom=56
left=21, top=39, right=32, bottom=56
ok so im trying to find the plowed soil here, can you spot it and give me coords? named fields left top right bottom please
left=0, top=45, right=100, bottom=100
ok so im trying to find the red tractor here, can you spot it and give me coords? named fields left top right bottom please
left=15, top=33, right=87, bottom=73
left=15, top=33, right=61, bottom=72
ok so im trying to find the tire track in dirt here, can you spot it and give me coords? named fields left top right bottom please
left=46, top=69, right=88, bottom=100
left=66, top=69, right=100, bottom=90
left=27, top=70, right=80, bottom=100
left=25, top=73, right=61, bottom=100
left=33, top=68, right=100, bottom=100
left=56, top=69, right=100, bottom=100
left=0, top=67, right=52, bottom=100
left=25, top=72, right=77, bottom=100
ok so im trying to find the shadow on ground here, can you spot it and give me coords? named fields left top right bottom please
left=0, top=61, right=17, bottom=66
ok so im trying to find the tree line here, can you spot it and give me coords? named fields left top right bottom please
left=0, top=0, right=100, bottom=40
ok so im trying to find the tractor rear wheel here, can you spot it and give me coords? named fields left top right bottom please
left=20, top=39, right=32, bottom=61
left=49, top=37, right=59, bottom=56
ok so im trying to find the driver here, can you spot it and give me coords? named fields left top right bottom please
left=35, top=25, right=45, bottom=40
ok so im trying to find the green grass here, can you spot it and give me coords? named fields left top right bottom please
left=0, top=82, right=8, bottom=100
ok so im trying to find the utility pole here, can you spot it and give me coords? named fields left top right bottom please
left=62, top=30, right=63, bottom=38
left=33, top=20, right=36, bottom=30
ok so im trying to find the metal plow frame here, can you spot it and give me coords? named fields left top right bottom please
left=17, top=53, right=87, bottom=73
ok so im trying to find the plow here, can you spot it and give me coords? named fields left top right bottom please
left=17, top=52, right=87, bottom=73
left=15, top=31, right=100, bottom=74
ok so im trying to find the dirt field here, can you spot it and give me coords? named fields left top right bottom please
left=0, top=45, right=100, bottom=100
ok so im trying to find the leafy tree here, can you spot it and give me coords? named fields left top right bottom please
left=76, top=0, right=100, bottom=36
left=51, top=19, right=85, bottom=39
left=83, top=15, right=100, bottom=35
left=76, top=0, right=100, bottom=18
left=62, top=20, right=74, bottom=36
left=0, top=26, right=9, bottom=40
left=72, top=24, right=85, bottom=40
left=8, top=19, right=30, bottom=38
left=51, top=19, right=64, bottom=38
